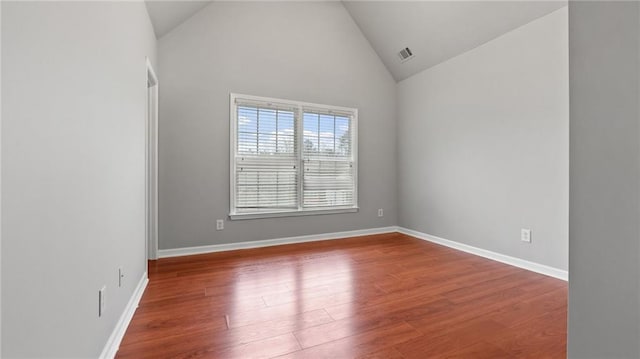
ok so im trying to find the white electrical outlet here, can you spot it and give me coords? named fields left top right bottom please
left=216, top=219, right=224, bottom=231
left=378, top=208, right=384, bottom=217
left=118, top=268, right=124, bottom=288
left=98, top=286, right=106, bottom=317
left=521, top=228, right=532, bottom=243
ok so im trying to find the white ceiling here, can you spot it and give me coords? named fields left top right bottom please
left=343, top=1, right=567, bottom=81
left=144, top=1, right=566, bottom=81
left=145, top=0, right=212, bottom=38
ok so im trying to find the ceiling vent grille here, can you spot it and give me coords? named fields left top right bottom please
left=398, top=47, right=414, bottom=62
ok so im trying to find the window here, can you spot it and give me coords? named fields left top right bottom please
left=230, top=93, right=358, bottom=219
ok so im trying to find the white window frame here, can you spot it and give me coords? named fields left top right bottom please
left=229, top=93, right=358, bottom=220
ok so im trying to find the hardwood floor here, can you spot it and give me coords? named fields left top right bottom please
left=116, top=233, right=567, bottom=358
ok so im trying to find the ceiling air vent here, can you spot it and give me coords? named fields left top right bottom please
left=398, top=47, right=414, bottom=62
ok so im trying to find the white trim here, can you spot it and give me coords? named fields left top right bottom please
left=145, top=57, right=159, bottom=260
left=231, top=93, right=357, bottom=114
left=157, top=226, right=567, bottom=280
left=229, top=93, right=236, bottom=217
left=397, top=227, right=568, bottom=281
left=158, top=226, right=397, bottom=258
left=229, top=93, right=359, bottom=219
left=351, top=108, right=358, bottom=209
left=99, top=272, right=149, bottom=359
left=146, top=57, right=158, bottom=86
left=230, top=207, right=358, bottom=220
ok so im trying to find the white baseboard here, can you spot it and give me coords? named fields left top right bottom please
left=94, top=226, right=563, bottom=359
left=158, top=226, right=398, bottom=258
left=396, top=227, right=568, bottom=281
left=157, top=225, right=567, bottom=281
left=99, top=272, right=149, bottom=359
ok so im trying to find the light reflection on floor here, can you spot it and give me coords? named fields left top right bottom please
left=227, top=251, right=355, bottom=357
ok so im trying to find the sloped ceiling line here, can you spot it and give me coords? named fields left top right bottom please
left=145, top=0, right=212, bottom=39
left=145, top=1, right=566, bottom=82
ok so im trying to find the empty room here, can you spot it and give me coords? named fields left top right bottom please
left=2, top=0, right=639, bottom=358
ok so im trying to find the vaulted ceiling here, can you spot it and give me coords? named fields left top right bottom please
left=145, top=0, right=211, bottom=38
left=343, top=1, right=567, bottom=81
left=144, top=1, right=567, bottom=81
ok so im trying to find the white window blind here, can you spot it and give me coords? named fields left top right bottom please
left=230, top=94, right=358, bottom=219
left=302, top=111, right=354, bottom=208
left=235, top=103, right=298, bottom=212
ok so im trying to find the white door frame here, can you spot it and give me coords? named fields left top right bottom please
left=146, top=58, right=159, bottom=260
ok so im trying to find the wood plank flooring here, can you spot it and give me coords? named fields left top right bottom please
left=116, top=233, right=567, bottom=358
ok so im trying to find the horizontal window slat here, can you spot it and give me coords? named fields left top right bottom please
left=232, top=93, right=357, bottom=216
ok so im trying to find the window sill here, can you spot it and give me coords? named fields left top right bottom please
left=229, top=207, right=359, bottom=220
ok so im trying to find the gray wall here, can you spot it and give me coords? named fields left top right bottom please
left=397, top=7, right=569, bottom=270
left=568, top=2, right=640, bottom=357
left=1, top=1, right=156, bottom=357
left=157, top=1, right=397, bottom=250
left=1, top=2, right=3, bottom=355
